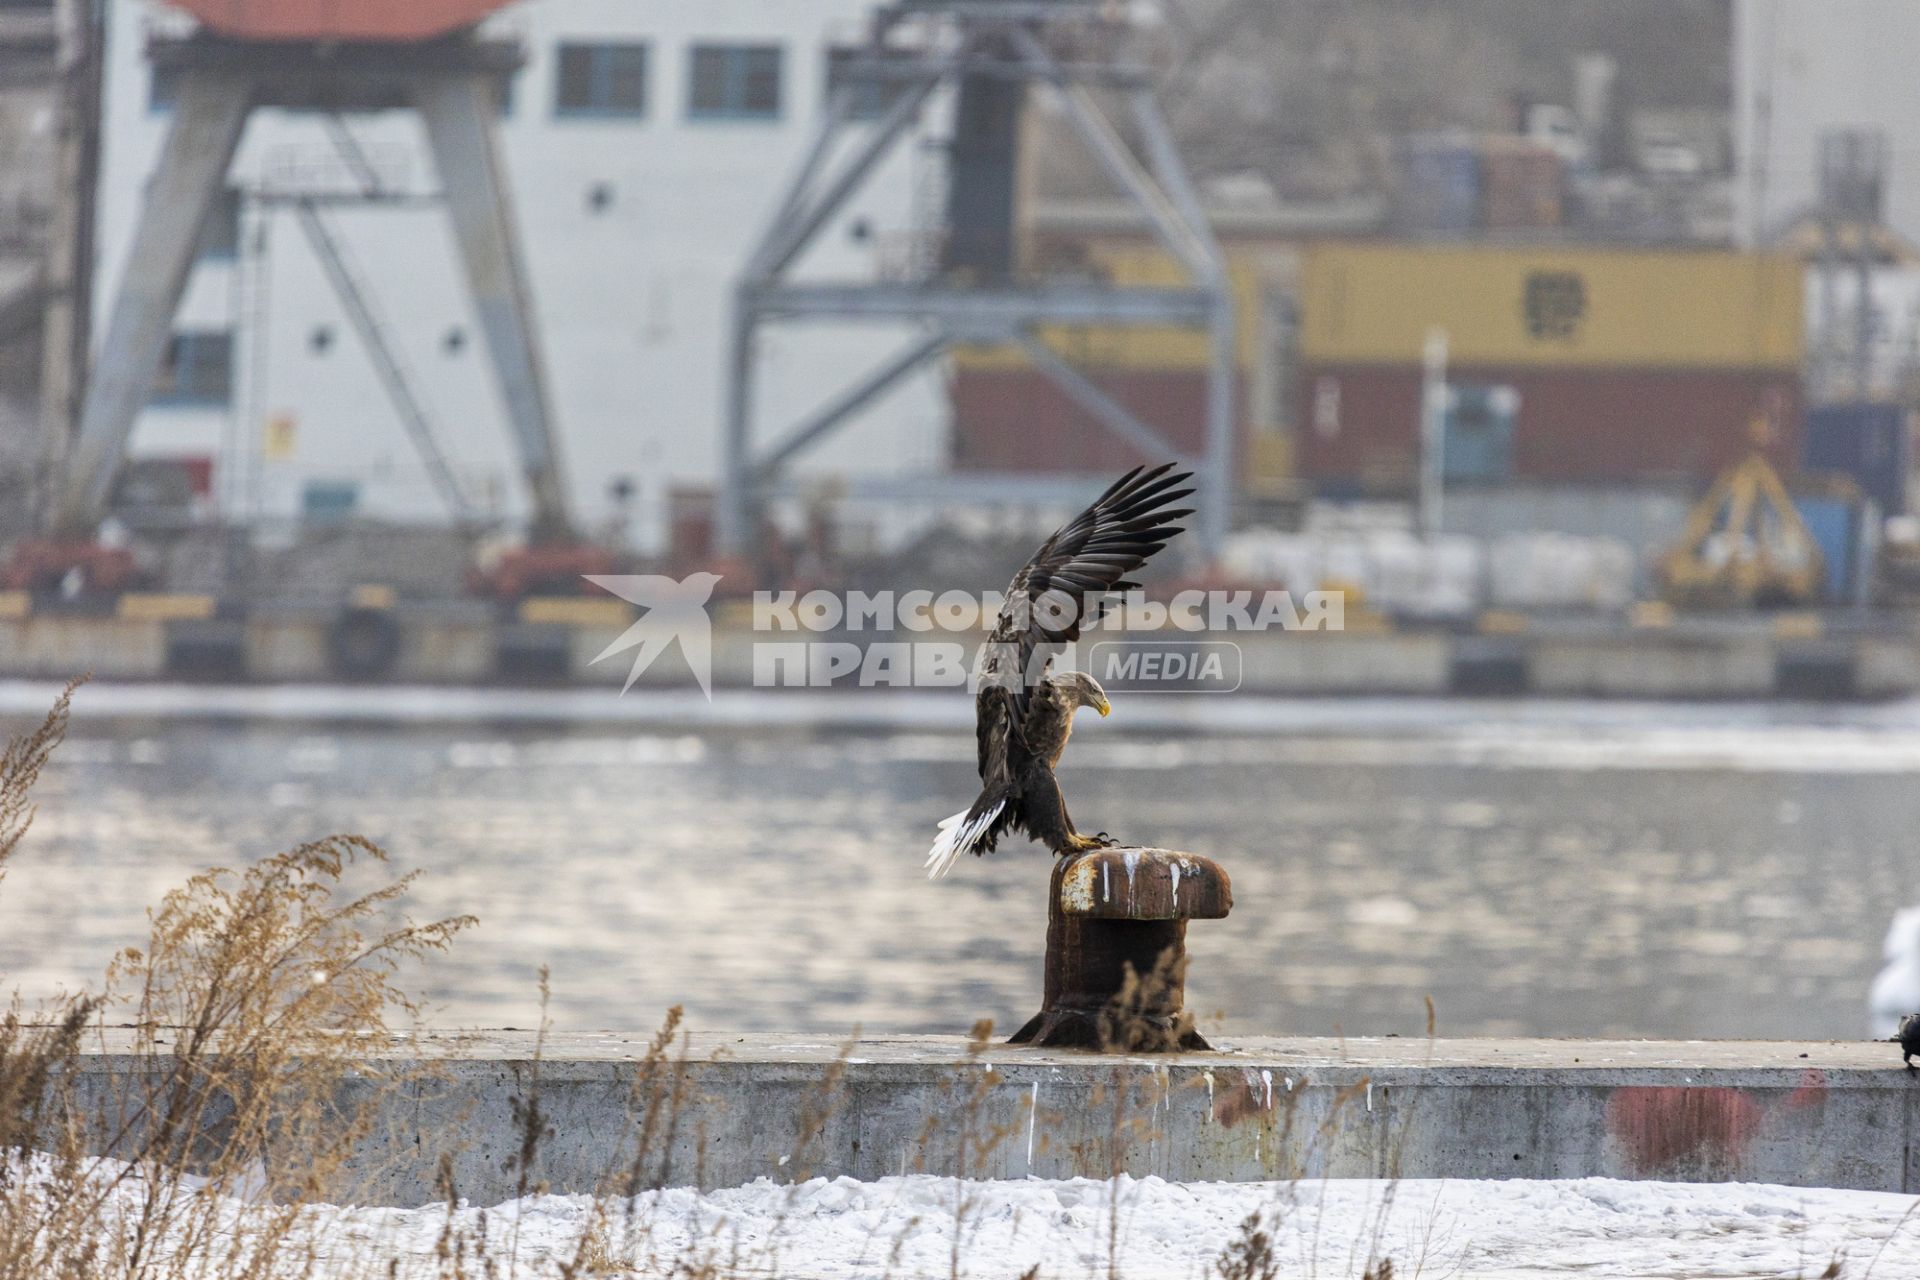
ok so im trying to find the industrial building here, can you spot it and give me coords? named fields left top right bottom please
left=92, top=0, right=944, bottom=551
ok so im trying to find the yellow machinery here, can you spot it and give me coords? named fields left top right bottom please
left=1657, top=451, right=1824, bottom=608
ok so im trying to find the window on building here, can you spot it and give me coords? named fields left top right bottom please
left=302, top=480, right=360, bottom=523
left=152, top=331, right=234, bottom=407
left=688, top=43, right=782, bottom=120
left=555, top=42, right=650, bottom=116
left=824, top=46, right=912, bottom=121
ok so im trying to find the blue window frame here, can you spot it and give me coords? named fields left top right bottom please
left=554, top=42, right=649, bottom=117
left=152, top=331, right=234, bottom=408
left=687, top=43, right=782, bottom=121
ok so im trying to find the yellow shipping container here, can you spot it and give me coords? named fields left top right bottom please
left=951, top=243, right=1282, bottom=372
left=1299, top=243, right=1802, bottom=370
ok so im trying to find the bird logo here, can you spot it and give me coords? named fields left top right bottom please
left=583, top=573, right=722, bottom=698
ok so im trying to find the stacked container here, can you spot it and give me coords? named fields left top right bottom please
left=948, top=242, right=1263, bottom=474
left=1295, top=243, right=1804, bottom=492
left=1396, top=135, right=1483, bottom=235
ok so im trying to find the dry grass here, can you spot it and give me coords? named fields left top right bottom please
left=0, top=676, right=71, bottom=880
left=0, top=683, right=475, bottom=1279
left=1097, top=945, right=1198, bottom=1055
left=1212, top=1210, right=1279, bottom=1280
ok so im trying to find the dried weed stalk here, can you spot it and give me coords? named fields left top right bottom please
left=0, top=685, right=474, bottom=1279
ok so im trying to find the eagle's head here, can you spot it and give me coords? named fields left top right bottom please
left=1061, top=671, right=1111, bottom=717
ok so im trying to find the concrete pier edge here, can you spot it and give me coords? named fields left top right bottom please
left=61, top=1033, right=1920, bottom=1204
left=4, top=613, right=1920, bottom=698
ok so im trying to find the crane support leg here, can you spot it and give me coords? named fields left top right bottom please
left=51, top=71, right=250, bottom=535
left=416, top=73, right=570, bottom=541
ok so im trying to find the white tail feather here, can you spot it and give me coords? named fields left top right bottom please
left=925, top=801, right=1005, bottom=880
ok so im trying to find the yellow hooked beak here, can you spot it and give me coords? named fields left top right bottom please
left=1096, top=697, right=1111, bottom=717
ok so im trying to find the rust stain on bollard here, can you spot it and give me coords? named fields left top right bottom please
left=1009, top=847, right=1231, bottom=1053
left=1057, top=847, right=1232, bottom=921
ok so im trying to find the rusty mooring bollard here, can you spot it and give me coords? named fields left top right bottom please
left=1008, top=847, right=1231, bottom=1052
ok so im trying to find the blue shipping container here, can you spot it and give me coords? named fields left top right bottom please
left=1793, top=493, right=1860, bottom=602
left=1803, top=403, right=1909, bottom=515
left=1442, top=383, right=1519, bottom=482
left=1399, top=137, right=1480, bottom=234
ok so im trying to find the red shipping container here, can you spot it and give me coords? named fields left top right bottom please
left=667, top=487, right=715, bottom=567
left=1295, top=363, right=1801, bottom=490
left=949, top=367, right=1249, bottom=475
left=167, top=0, right=516, bottom=41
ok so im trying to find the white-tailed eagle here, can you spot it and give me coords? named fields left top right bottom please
left=926, top=463, right=1194, bottom=878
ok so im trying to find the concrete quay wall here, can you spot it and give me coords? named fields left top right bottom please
left=62, top=1033, right=1920, bottom=1205
left=5, top=604, right=1920, bottom=698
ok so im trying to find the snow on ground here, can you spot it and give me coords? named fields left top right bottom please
left=24, top=1163, right=1920, bottom=1278
left=386, top=1175, right=1920, bottom=1279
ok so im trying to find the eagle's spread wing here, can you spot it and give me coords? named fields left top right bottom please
left=975, top=463, right=1193, bottom=767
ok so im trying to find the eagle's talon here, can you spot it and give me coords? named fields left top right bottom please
left=1091, top=831, right=1117, bottom=847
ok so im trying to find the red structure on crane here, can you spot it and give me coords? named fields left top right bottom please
left=169, top=0, right=518, bottom=41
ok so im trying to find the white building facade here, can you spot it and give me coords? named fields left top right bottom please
left=95, top=0, right=948, bottom=550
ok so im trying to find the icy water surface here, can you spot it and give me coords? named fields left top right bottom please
left=1, top=688, right=1916, bottom=1041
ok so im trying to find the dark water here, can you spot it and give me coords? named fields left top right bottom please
left=1, top=691, right=1915, bottom=1041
